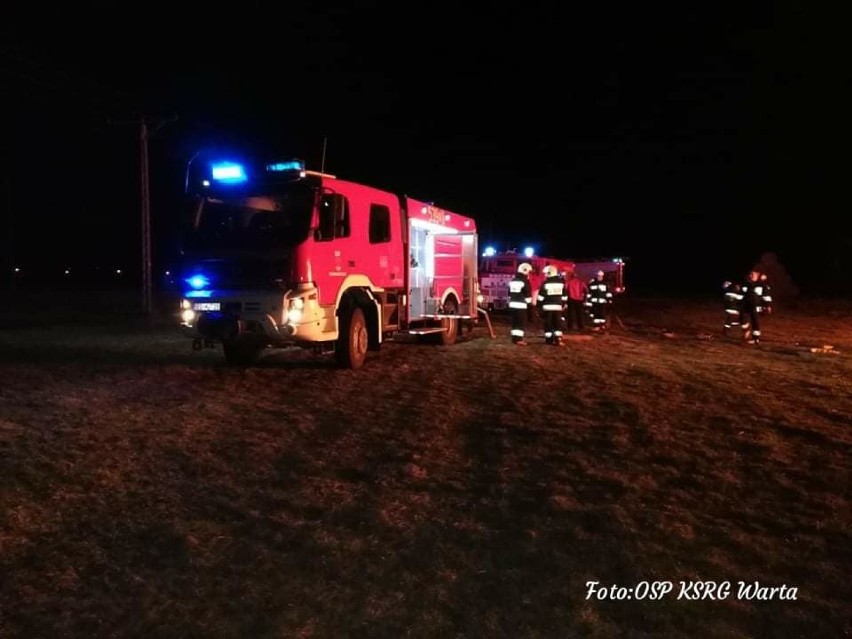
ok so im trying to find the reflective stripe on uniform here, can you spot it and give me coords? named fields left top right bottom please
left=509, top=301, right=528, bottom=309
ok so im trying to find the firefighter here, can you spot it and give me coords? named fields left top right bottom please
left=537, top=264, right=567, bottom=345
left=739, top=270, right=764, bottom=344
left=588, top=270, right=613, bottom=330
left=722, top=280, right=742, bottom=334
left=758, top=273, right=773, bottom=315
left=508, top=262, right=533, bottom=345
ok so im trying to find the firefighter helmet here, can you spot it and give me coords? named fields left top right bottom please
left=543, top=265, right=557, bottom=278
left=517, top=262, right=532, bottom=275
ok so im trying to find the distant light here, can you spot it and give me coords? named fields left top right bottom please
left=116, top=269, right=122, bottom=275
left=14, top=267, right=20, bottom=273
left=266, top=160, right=305, bottom=172
left=202, top=180, right=210, bottom=187
left=165, top=270, right=170, bottom=276
left=64, top=269, right=70, bottom=275
left=186, top=274, right=210, bottom=290
left=211, top=162, right=247, bottom=183
left=524, top=247, right=535, bottom=258
left=483, top=246, right=497, bottom=257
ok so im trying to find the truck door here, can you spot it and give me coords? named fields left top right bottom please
left=408, top=224, right=429, bottom=317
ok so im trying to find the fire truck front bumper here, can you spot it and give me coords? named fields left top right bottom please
left=181, top=311, right=296, bottom=343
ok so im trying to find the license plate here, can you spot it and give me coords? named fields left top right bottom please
left=192, top=302, right=221, bottom=311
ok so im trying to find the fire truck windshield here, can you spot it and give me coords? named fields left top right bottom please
left=184, top=188, right=313, bottom=251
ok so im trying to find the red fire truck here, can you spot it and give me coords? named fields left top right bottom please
left=478, top=250, right=625, bottom=310
left=179, top=157, right=479, bottom=368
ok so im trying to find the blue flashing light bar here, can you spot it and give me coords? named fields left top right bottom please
left=266, top=160, right=305, bottom=172
left=211, top=162, right=247, bottom=183
left=524, top=246, right=535, bottom=258
left=186, top=274, right=210, bottom=290
left=185, top=290, right=213, bottom=298
left=483, top=246, right=496, bottom=257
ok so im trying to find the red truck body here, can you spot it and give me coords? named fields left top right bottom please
left=179, top=158, right=478, bottom=367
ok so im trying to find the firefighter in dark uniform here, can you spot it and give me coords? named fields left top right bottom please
left=537, top=264, right=567, bottom=346
left=739, top=270, right=764, bottom=344
left=758, top=273, right=773, bottom=315
left=508, top=262, right=533, bottom=345
left=722, top=280, right=742, bottom=334
left=588, top=270, right=613, bottom=330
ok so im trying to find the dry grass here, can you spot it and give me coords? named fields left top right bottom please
left=0, top=297, right=850, bottom=638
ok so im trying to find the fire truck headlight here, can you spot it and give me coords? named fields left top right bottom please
left=477, top=294, right=484, bottom=303
left=181, top=309, right=196, bottom=324
left=290, top=297, right=305, bottom=310
left=181, top=299, right=192, bottom=310
left=287, top=308, right=303, bottom=324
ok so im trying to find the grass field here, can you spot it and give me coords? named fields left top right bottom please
left=1, top=296, right=850, bottom=638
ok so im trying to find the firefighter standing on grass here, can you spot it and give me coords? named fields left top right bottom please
left=538, top=265, right=567, bottom=346
left=739, top=270, right=766, bottom=344
left=758, top=273, right=773, bottom=314
left=588, top=270, right=613, bottom=330
left=508, top=262, right=533, bottom=345
left=722, top=280, right=743, bottom=334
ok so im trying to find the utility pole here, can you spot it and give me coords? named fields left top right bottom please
left=5, top=173, right=13, bottom=292
left=111, top=114, right=176, bottom=315
left=140, top=119, right=151, bottom=315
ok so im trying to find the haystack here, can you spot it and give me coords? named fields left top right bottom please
left=753, top=252, right=799, bottom=299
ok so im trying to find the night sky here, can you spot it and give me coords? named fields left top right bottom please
left=1, top=5, right=848, bottom=294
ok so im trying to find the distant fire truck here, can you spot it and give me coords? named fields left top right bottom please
left=179, top=156, right=479, bottom=368
left=478, top=250, right=625, bottom=310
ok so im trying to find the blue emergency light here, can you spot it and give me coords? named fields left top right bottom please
left=186, top=274, right=210, bottom=290
left=266, top=160, right=305, bottom=172
left=210, top=162, right=247, bottom=183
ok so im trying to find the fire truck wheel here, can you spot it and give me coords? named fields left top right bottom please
left=222, top=339, right=264, bottom=366
left=336, top=306, right=368, bottom=369
left=437, top=300, right=459, bottom=345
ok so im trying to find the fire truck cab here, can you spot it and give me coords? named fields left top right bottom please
left=178, top=156, right=479, bottom=368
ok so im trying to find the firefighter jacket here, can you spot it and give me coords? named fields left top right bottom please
left=588, top=278, right=613, bottom=305
left=508, top=274, right=533, bottom=309
left=740, top=279, right=765, bottom=311
left=723, top=282, right=742, bottom=314
left=537, top=275, right=567, bottom=312
left=758, top=278, right=773, bottom=313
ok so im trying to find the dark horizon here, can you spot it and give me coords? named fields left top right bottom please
left=1, top=6, right=848, bottom=296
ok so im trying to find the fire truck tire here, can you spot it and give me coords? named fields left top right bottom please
left=336, top=306, right=368, bottom=369
left=436, top=299, right=459, bottom=345
left=223, top=339, right=264, bottom=366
